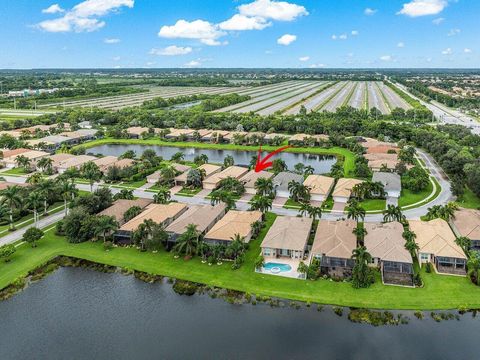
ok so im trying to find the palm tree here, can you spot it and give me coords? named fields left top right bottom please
left=154, top=186, right=171, bottom=204
left=402, top=229, right=419, bottom=255
left=288, top=180, right=311, bottom=203
left=37, top=180, right=55, bottom=216
left=174, top=224, right=201, bottom=257
left=346, top=200, right=366, bottom=223
left=210, top=190, right=236, bottom=210
left=249, top=155, right=258, bottom=170
left=194, top=154, right=209, bottom=166
left=26, top=172, right=43, bottom=185
left=160, top=165, right=177, bottom=186
left=351, top=246, right=373, bottom=288
left=299, top=202, right=311, bottom=217
left=254, top=177, right=274, bottom=197
left=249, top=196, right=272, bottom=216
left=27, top=191, right=42, bottom=226
left=467, top=251, right=480, bottom=285
left=59, top=180, right=77, bottom=216
left=132, top=219, right=156, bottom=251
left=304, top=165, right=314, bottom=176
left=37, top=157, right=53, bottom=174
left=81, top=161, right=102, bottom=192
left=307, top=206, right=322, bottom=222
left=455, top=236, right=471, bottom=255
left=353, top=226, right=368, bottom=245
left=15, top=155, right=31, bottom=172
left=170, top=152, right=185, bottom=163
left=383, top=204, right=405, bottom=223
left=1, top=185, right=22, bottom=231
left=94, top=215, right=119, bottom=243
left=223, top=155, right=234, bottom=168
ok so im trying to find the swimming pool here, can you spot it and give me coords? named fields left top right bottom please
left=263, top=262, right=292, bottom=274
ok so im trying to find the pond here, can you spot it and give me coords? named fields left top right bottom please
left=88, top=144, right=336, bottom=174
left=0, top=268, right=479, bottom=360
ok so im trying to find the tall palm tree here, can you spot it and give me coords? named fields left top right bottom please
left=346, top=200, right=366, bottom=223
left=223, top=155, right=234, bottom=168
left=383, top=204, right=405, bottom=223
left=15, top=155, right=31, bottom=172
left=299, top=202, right=311, bottom=217
left=37, top=157, right=53, bottom=174
left=132, top=219, right=156, bottom=252
left=154, top=186, right=171, bottom=204
left=288, top=180, right=311, bottom=203
left=174, top=224, right=201, bottom=257
left=307, top=206, right=322, bottom=222
left=59, top=180, right=77, bottom=216
left=1, top=185, right=22, bottom=231
left=402, top=229, right=419, bottom=255
left=94, top=215, right=119, bottom=243
left=210, top=190, right=236, bottom=210
left=186, top=168, right=206, bottom=188
left=254, top=177, right=274, bottom=197
left=27, top=191, right=42, bottom=226
left=26, top=172, right=43, bottom=185
left=249, top=196, right=272, bottom=216
left=37, top=179, right=55, bottom=216
left=455, top=236, right=472, bottom=255
left=467, top=251, right=480, bottom=285
left=81, top=161, right=102, bottom=192
left=160, top=165, right=177, bottom=186
left=352, top=226, right=368, bottom=245
left=303, top=165, right=315, bottom=176
left=351, top=246, right=373, bottom=289
left=170, top=152, right=185, bottom=163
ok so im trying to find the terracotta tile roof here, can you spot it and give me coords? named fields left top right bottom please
left=311, top=220, right=357, bottom=258
left=303, top=175, right=335, bottom=196
left=166, top=203, right=226, bottom=234
left=57, top=155, right=96, bottom=169
left=261, top=216, right=313, bottom=251
left=240, top=170, right=274, bottom=189
left=204, top=210, right=262, bottom=242
left=332, top=178, right=363, bottom=198
left=203, top=166, right=249, bottom=187
left=98, top=198, right=152, bottom=225
left=1, top=148, right=30, bottom=158
left=120, top=203, right=187, bottom=232
left=364, top=222, right=412, bottom=263
left=451, top=208, right=480, bottom=240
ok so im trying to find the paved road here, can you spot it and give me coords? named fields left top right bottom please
left=390, top=81, right=480, bottom=135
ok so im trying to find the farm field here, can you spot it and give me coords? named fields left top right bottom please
left=320, top=81, right=356, bottom=112
left=376, top=81, right=410, bottom=110
left=347, top=81, right=367, bottom=109
left=367, top=81, right=389, bottom=114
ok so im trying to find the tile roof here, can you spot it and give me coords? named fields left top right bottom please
left=261, top=216, right=313, bottom=251
left=204, top=210, right=262, bottom=241
left=364, top=221, right=412, bottom=263
left=311, top=220, right=357, bottom=258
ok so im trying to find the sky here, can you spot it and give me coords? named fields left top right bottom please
left=0, top=0, right=478, bottom=69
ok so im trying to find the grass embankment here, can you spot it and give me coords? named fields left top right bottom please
left=359, top=199, right=386, bottom=211
left=76, top=137, right=357, bottom=177
left=2, top=213, right=480, bottom=310
left=2, top=168, right=29, bottom=176
left=455, top=187, right=480, bottom=209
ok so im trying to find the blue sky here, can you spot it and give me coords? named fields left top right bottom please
left=0, top=0, right=478, bottom=68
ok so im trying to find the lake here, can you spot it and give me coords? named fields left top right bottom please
left=88, top=144, right=337, bottom=174
left=0, top=267, right=479, bottom=360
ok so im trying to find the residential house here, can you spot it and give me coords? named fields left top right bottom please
left=240, top=170, right=274, bottom=195
left=202, top=166, right=249, bottom=190
left=204, top=210, right=263, bottom=246
left=451, top=208, right=480, bottom=250
left=56, top=155, right=96, bottom=174
left=410, top=219, right=467, bottom=275
left=263, top=133, right=290, bottom=144
left=60, top=129, right=97, bottom=144
left=365, top=153, right=400, bottom=172
left=126, top=127, right=151, bottom=138
left=165, top=203, right=227, bottom=247
left=49, top=153, right=77, bottom=170
left=164, top=128, right=194, bottom=140
left=1, top=148, right=30, bottom=159
left=223, top=131, right=248, bottom=143
left=98, top=198, right=152, bottom=225
left=26, top=135, right=72, bottom=151
left=187, top=129, right=211, bottom=141
left=78, top=121, right=92, bottom=129
left=114, top=203, right=187, bottom=244
left=364, top=222, right=414, bottom=286
left=174, top=163, right=221, bottom=187
left=311, top=220, right=357, bottom=278
left=93, top=156, right=119, bottom=172
left=3, top=150, right=50, bottom=169
left=332, top=178, right=363, bottom=204
left=372, top=172, right=401, bottom=203
left=201, top=130, right=230, bottom=143
left=303, top=175, right=335, bottom=202
left=272, top=171, right=304, bottom=198
left=146, top=163, right=191, bottom=184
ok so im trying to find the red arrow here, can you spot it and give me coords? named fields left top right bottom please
left=255, top=145, right=292, bottom=172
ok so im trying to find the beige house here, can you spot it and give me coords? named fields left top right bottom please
left=332, top=178, right=363, bottom=204
left=303, top=175, right=335, bottom=202
left=223, top=131, right=248, bottom=143
left=311, top=220, right=357, bottom=278
left=261, top=216, right=313, bottom=260
left=410, top=219, right=467, bottom=275
left=115, top=203, right=187, bottom=243
left=1, top=148, right=30, bottom=159
left=202, top=166, right=249, bottom=190
left=164, top=128, right=194, bottom=140
left=56, top=155, right=96, bottom=174
left=98, top=198, right=153, bottom=225
left=93, top=156, right=118, bottom=172
left=126, top=127, right=151, bottom=138
left=240, top=170, right=274, bottom=195
left=49, top=153, right=77, bottom=169
left=451, top=208, right=480, bottom=250
left=201, top=130, right=230, bottom=142
left=188, top=129, right=211, bottom=139
left=365, top=153, right=400, bottom=172
left=147, top=163, right=191, bottom=184
left=165, top=203, right=227, bottom=246
left=174, top=163, right=221, bottom=187
left=359, top=137, right=397, bottom=150
left=110, top=158, right=135, bottom=170
left=3, top=150, right=50, bottom=169
left=364, top=221, right=414, bottom=286
left=204, top=210, right=262, bottom=245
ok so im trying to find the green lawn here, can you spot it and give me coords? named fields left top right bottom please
left=359, top=199, right=386, bottom=211
left=398, top=177, right=441, bottom=208
left=176, top=187, right=202, bottom=197
left=73, top=137, right=357, bottom=177
left=2, top=167, right=30, bottom=175
left=3, top=212, right=480, bottom=310
left=455, top=187, right=480, bottom=210
left=112, top=179, right=147, bottom=189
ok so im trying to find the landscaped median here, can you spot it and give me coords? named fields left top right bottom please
left=73, top=137, right=357, bottom=177
left=2, top=213, right=480, bottom=310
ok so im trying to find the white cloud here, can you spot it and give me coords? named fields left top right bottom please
left=238, top=0, right=308, bottom=21
left=299, top=56, right=310, bottom=61
left=447, top=28, right=460, bottom=36
left=380, top=55, right=392, bottom=61
left=42, top=4, right=65, bottom=14
left=150, top=45, right=193, bottom=56
left=277, top=33, right=296, bottom=45
left=364, top=8, right=377, bottom=16
left=397, top=42, right=405, bottom=48
left=464, top=48, right=472, bottom=53
left=351, top=30, right=359, bottom=36
left=432, top=17, right=445, bottom=24
left=331, top=34, right=337, bottom=40
left=441, top=47, right=452, bottom=55
left=158, top=19, right=226, bottom=46
left=397, top=0, right=448, bottom=17
left=112, top=56, right=120, bottom=61
left=38, top=0, right=134, bottom=33
left=309, top=63, right=326, bottom=68
left=339, top=34, right=347, bottom=40
left=219, top=14, right=271, bottom=30
left=183, top=60, right=202, bottom=68
left=104, top=38, right=120, bottom=44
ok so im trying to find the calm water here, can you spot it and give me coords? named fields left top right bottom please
left=0, top=268, right=479, bottom=360
left=88, top=144, right=336, bottom=174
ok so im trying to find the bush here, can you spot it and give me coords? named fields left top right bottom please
left=22, top=227, right=44, bottom=248
left=103, top=241, right=114, bottom=251
left=0, top=244, right=16, bottom=262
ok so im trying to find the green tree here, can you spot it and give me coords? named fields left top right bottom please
left=403, top=229, right=419, bottom=256
left=254, top=177, right=274, bottom=197
left=467, top=251, right=480, bottom=285
left=455, top=236, right=471, bottom=255
left=15, top=154, right=31, bottom=172
left=351, top=246, right=374, bottom=288
left=81, top=161, right=102, bottom=192
left=383, top=204, right=405, bottom=223
left=346, top=199, right=366, bottom=223
left=22, top=227, right=44, bottom=248
left=153, top=186, right=171, bottom=204
left=174, top=224, right=201, bottom=258
left=37, top=157, right=53, bottom=174
left=1, top=185, right=23, bottom=231
left=249, top=195, right=273, bottom=216
left=0, top=244, right=16, bottom=262
left=223, top=155, right=234, bottom=168
left=37, top=179, right=55, bottom=216
left=94, top=215, right=119, bottom=243
left=27, top=191, right=42, bottom=226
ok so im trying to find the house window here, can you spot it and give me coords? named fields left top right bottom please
left=263, top=248, right=271, bottom=256
left=420, top=253, right=429, bottom=261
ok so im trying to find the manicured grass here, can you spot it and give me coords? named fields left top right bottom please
left=73, top=137, right=357, bottom=177
left=2, top=168, right=29, bottom=175
left=2, top=213, right=480, bottom=310
left=455, top=187, right=480, bottom=210
left=359, top=199, right=386, bottom=211
left=0, top=202, right=64, bottom=236
left=111, top=179, right=147, bottom=189
left=283, top=198, right=302, bottom=209
left=176, top=187, right=202, bottom=197
left=398, top=181, right=433, bottom=208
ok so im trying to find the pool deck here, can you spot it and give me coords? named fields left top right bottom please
left=256, top=257, right=305, bottom=279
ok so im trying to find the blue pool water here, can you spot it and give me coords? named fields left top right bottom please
left=263, top=262, right=292, bottom=273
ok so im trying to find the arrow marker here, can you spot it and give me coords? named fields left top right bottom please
left=255, top=145, right=292, bottom=172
